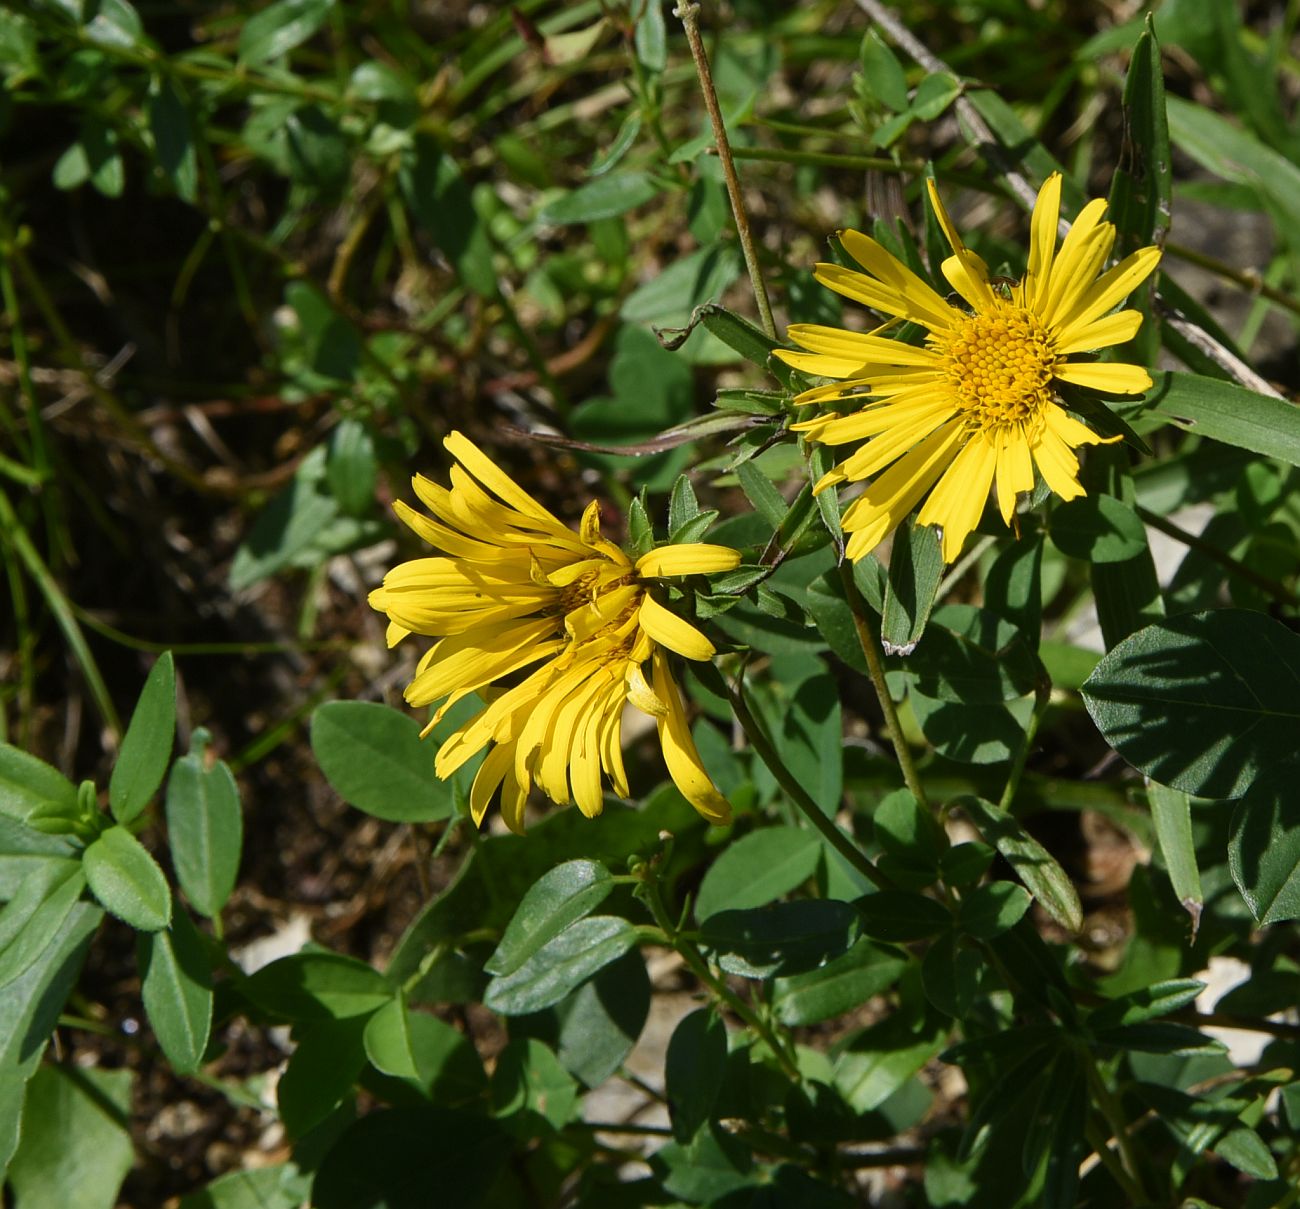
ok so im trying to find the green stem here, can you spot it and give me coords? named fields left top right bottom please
left=639, top=871, right=801, bottom=1080
left=1084, top=1117, right=1146, bottom=1205
left=1136, top=504, right=1298, bottom=605
left=674, top=2, right=776, bottom=338
left=998, top=673, right=1050, bottom=813
left=727, top=676, right=891, bottom=891
left=0, top=486, right=121, bottom=737
left=1083, top=1056, right=1149, bottom=1203
left=837, top=562, right=929, bottom=810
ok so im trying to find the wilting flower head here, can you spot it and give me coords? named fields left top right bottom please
left=369, top=433, right=740, bottom=832
left=776, top=173, right=1161, bottom=562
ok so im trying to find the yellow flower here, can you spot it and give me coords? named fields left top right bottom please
left=776, top=173, right=1161, bottom=562
left=369, top=432, right=740, bottom=833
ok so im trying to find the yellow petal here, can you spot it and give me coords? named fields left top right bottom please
left=1024, top=173, right=1062, bottom=310
left=652, top=650, right=731, bottom=826
left=1051, top=246, right=1162, bottom=338
left=1037, top=199, right=1114, bottom=325
left=470, top=742, right=515, bottom=827
left=444, top=431, right=564, bottom=527
left=1031, top=425, right=1085, bottom=501
left=832, top=403, right=958, bottom=485
left=636, top=544, right=741, bottom=577
left=1052, top=309, right=1143, bottom=356
left=836, top=230, right=957, bottom=330
left=994, top=426, right=1035, bottom=525
left=774, top=348, right=873, bottom=378
left=626, top=660, right=669, bottom=718
left=839, top=420, right=965, bottom=560
left=786, top=324, right=942, bottom=368
left=940, top=252, right=997, bottom=314
left=813, top=263, right=955, bottom=333
left=638, top=593, right=715, bottom=661
left=1053, top=360, right=1153, bottom=395
left=917, top=430, right=999, bottom=562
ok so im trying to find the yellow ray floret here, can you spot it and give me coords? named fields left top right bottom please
left=776, top=172, right=1161, bottom=563
left=369, top=433, right=741, bottom=832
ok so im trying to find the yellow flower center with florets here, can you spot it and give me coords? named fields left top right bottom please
left=934, top=304, right=1060, bottom=431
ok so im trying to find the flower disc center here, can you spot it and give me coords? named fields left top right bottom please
left=936, top=305, right=1059, bottom=429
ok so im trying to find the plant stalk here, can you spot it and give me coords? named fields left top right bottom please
left=728, top=675, right=891, bottom=891
left=837, top=561, right=929, bottom=810
left=674, top=2, right=776, bottom=338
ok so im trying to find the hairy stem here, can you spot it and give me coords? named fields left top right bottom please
left=728, top=674, right=891, bottom=891
left=674, top=2, right=776, bottom=338
left=837, top=562, right=929, bottom=810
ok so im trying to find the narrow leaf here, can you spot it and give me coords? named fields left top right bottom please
left=140, top=909, right=213, bottom=1075
left=82, top=825, right=172, bottom=932
left=165, top=729, right=242, bottom=918
left=110, top=652, right=175, bottom=823
left=484, top=860, right=614, bottom=977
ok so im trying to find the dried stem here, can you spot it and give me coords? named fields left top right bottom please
left=674, top=2, right=776, bottom=338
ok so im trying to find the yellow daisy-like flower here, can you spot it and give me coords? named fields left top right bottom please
left=368, top=432, right=740, bottom=833
left=776, top=173, right=1162, bottom=562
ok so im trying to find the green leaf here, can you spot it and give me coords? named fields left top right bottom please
left=589, top=108, right=642, bottom=176
left=959, top=881, right=1032, bottom=940
left=228, top=450, right=339, bottom=589
left=898, top=604, right=1038, bottom=704
left=621, top=244, right=742, bottom=326
left=955, top=797, right=1082, bottom=933
left=1107, top=19, right=1172, bottom=251
left=1145, top=370, right=1300, bottom=468
left=0, top=862, right=86, bottom=991
left=833, top=1002, right=945, bottom=1113
left=325, top=418, right=376, bottom=518
left=858, top=29, right=909, bottom=112
left=881, top=519, right=943, bottom=655
left=872, top=788, right=943, bottom=883
left=665, top=1009, right=727, bottom=1142
left=83, top=825, right=172, bottom=932
left=911, top=72, right=961, bottom=119
left=1147, top=779, right=1202, bottom=914
left=699, top=303, right=780, bottom=366
left=550, top=950, right=649, bottom=1088
left=83, top=0, right=144, bottom=50
left=311, top=1108, right=503, bottom=1209
left=909, top=690, right=1035, bottom=765
left=1090, top=1021, right=1226, bottom=1057
left=1049, top=494, right=1149, bottom=564
left=854, top=890, right=950, bottom=942
left=364, top=999, right=485, bottom=1103
left=701, top=900, right=859, bottom=978
left=177, top=1166, right=300, bottom=1209
left=921, top=932, right=982, bottom=1019
left=1229, top=773, right=1300, bottom=924
left=485, top=859, right=614, bottom=977
left=773, top=938, right=907, bottom=1026
left=0, top=821, right=74, bottom=902
left=1083, top=609, right=1300, bottom=799
left=539, top=170, right=660, bottom=225
left=7, top=1066, right=132, bottom=1209
left=109, top=652, right=175, bottom=823
left=733, top=458, right=788, bottom=529
left=491, top=1037, right=578, bottom=1130
left=164, top=729, right=242, bottom=918
left=310, top=701, right=452, bottom=823
left=0, top=744, right=77, bottom=825
left=1088, top=979, right=1205, bottom=1031
left=147, top=78, right=198, bottom=202
left=400, top=138, right=496, bottom=297
left=940, top=842, right=995, bottom=888
left=656, top=1122, right=754, bottom=1202
left=278, top=1015, right=369, bottom=1138
left=633, top=0, right=667, bottom=72
left=484, top=915, right=637, bottom=1015
left=244, top=952, right=393, bottom=1022
left=0, top=900, right=101, bottom=1177
left=140, top=909, right=213, bottom=1075
left=1213, top=1125, right=1278, bottom=1180
left=238, top=0, right=334, bottom=64
left=694, top=826, right=820, bottom=922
